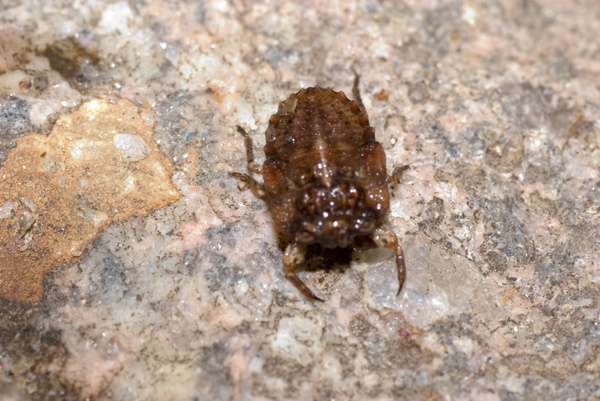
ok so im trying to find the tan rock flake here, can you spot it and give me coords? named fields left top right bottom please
left=0, top=98, right=180, bottom=302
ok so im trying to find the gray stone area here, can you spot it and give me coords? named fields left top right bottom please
left=1, top=0, right=599, bottom=400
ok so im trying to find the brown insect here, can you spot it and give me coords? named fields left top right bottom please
left=230, top=75, right=407, bottom=300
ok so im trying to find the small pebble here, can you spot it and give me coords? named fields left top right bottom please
left=113, top=133, right=150, bottom=162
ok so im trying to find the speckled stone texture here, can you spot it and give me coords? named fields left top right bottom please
left=1, top=1, right=599, bottom=400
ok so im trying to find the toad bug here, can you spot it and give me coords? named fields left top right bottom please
left=230, top=75, right=407, bottom=300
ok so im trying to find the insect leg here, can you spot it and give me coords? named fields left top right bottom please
left=229, top=126, right=265, bottom=199
left=235, top=125, right=260, bottom=173
left=351, top=72, right=367, bottom=114
left=371, top=227, right=406, bottom=296
left=389, top=165, right=410, bottom=182
left=283, top=242, right=324, bottom=301
left=388, top=165, right=410, bottom=190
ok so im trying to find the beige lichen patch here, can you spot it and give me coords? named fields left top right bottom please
left=0, top=98, right=180, bottom=302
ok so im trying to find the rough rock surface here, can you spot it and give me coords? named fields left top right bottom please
left=1, top=1, right=599, bottom=400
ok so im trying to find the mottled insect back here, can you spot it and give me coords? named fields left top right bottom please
left=230, top=75, right=406, bottom=300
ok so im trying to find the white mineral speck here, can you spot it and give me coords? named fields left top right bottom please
left=113, top=134, right=151, bottom=162
left=70, top=139, right=104, bottom=161
left=98, top=2, right=134, bottom=35
left=271, top=317, right=321, bottom=366
left=0, top=70, right=29, bottom=92
left=20, top=197, right=37, bottom=212
left=0, top=201, right=18, bottom=219
left=124, top=175, right=135, bottom=192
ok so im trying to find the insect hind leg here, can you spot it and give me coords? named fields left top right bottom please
left=370, top=227, right=406, bottom=296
